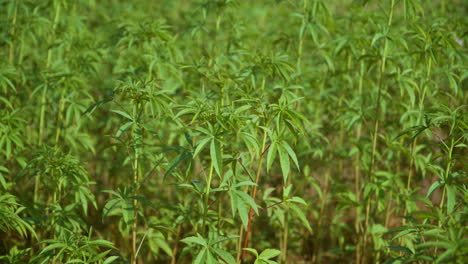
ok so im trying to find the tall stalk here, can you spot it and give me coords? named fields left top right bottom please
left=8, top=1, right=18, bottom=65
left=354, top=56, right=365, bottom=264
left=35, top=1, right=61, bottom=206
left=406, top=56, right=432, bottom=190
left=362, top=0, right=395, bottom=261
left=240, top=129, right=267, bottom=262
left=296, top=0, right=308, bottom=72
left=202, top=160, right=214, bottom=235
left=439, top=137, right=454, bottom=211
left=131, top=103, right=142, bottom=264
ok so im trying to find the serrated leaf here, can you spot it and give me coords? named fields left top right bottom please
left=266, top=141, right=277, bottom=172
left=193, top=137, right=211, bottom=158
left=116, top=121, right=133, bottom=137
left=194, top=248, right=207, bottom=264
left=181, top=235, right=207, bottom=247
left=278, top=144, right=290, bottom=183
left=259, top=248, right=281, bottom=260
left=110, top=110, right=133, bottom=120
left=446, top=185, right=456, bottom=214
left=210, top=139, right=223, bottom=177
left=426, top=181, right=442, bottom=197
left=213, top=248, right=236, bottom=264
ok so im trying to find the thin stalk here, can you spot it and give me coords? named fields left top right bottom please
left=240, top=130, right=268, bottom=262
left=281, top=175, right=291, bottom=264
left=132, top=147, right=139, bottom=264
left=54, top=88, right=67, bottom=147
left=8, top=1, right=18, bottom=65
left=132, top=104, right=142, bottom=264
left=34, top=2, right=61, bottom=203
left=217, top=193, right=222, bottom=234
left=202, top=160, right=214, bottom=235
left=439, top=137, right=454, bottom=211
left=362, top=1, right=394, bottom=261
left=236, top=225, right=244, bottom=264
left=170, top=225, right=182, bottom=264
left=312, top=167, right=330, bottom=264
left=281, top=213, right=289, bottom=264
left=39, top=1, right=61, bottom=145
left=354, top=59, right=364, bottom=264
left=407, top=57, right=432, bottom=190
left=296, top=0, right=308, bottom=72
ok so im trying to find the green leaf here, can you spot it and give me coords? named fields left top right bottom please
left=236, top=194, right=249, bottom=227
left=181, top=235, right=207, bottom=247
left=103, top=256, right=119, bottom=264
left=281, top=141, right=299, bottom=169
left=110, top=110, right=133, bottom=120
left=213, top=248, right=236, bottom=264
left=266, top=141, right=277, bottom=172
left=210, top=139, right=223, bottom=177
left=242, top=248, right=258, bottom=258
left=193, top=137, right=211, bottom=158
left=426, top=181, right=442, bottom=197
left=235, top=190, right=259, bottom=215
left=278, top=144, right=290, bottom=183
left=116, top=121, right=133, bottom=137
left=194, top=248, right=207, bottom=264
left=41, top=243, right=67, bottom=253
left=290, top=203, right=311, bottom=232
left=258, top=249, right=281, bottom=260
left=387, top=246, right=414, bottom=255
left=446, top=185, right=456, bottom=214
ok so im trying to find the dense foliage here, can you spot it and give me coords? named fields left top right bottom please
left=0, top=0, right=467, bottom=263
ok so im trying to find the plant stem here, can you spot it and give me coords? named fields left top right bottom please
left=170, top=225, right=182, bottom=264
left=296, top=0, right=308, bottom=72
left=8, top=1, right=17, bottom=65
left=240, top=130, right=267, bottom=262
left=439, top=137, right=454, bottom=211
left=132, top=148, right=139, bottom=264
left=407, top=56, right=432, bottom=191
left=281, top=213, right=289, bottom=263
left=132, top=104, right=142, bottom=264
left=202, top=160, right=214, bottom=235
left=354, top=56, right=364, bottom=264
left=362, top=1, right=394, bottom=261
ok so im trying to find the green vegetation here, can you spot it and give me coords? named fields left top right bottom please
left=0, top=0, right=466, bottom=263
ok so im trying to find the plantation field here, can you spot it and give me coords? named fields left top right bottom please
left=0, top=0, right=467, bottom=263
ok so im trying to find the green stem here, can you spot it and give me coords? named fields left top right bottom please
left=354, top=57, right=364, bottom=264
left=281, top=213, right=289, bottom=263
left=8, top=1, right=17, bottom=65
left=132, top=104, right=142, bottom=264
left=202, top=160, right=214, bottom=235
left=362, top=1, right=394, bottom=261
left=296, top=0, right=307, bottom=72
left=240, top=129, right=267, bottom=262
left=439, top=137, right=454, bottom=211
left=54, top=88, right=67, bottom=148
